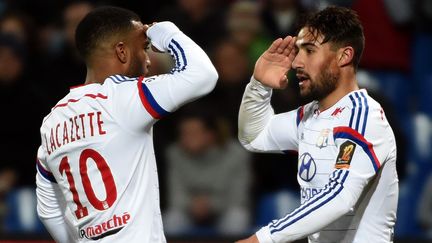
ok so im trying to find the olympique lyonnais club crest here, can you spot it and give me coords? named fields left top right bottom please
left=335, top=141, right=356, bottom=169
left=316, top=129, right=330, bottom=148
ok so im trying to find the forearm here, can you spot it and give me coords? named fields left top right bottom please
left=147, top=22, right=218, bottom=106
left=257, top=170, right=365, bottom=243
left=238, top=77, right=274, bottom=149
left=36, top=173, right=73, bottom=243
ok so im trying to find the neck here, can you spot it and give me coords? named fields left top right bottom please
left=318, top=71, right=359, bottom=111
left=84, top=61, right=124, bottom=85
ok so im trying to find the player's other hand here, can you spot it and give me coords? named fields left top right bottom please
left=253, top=36, right=296, bottom=89
left=235, top=234, right=260, bottom=243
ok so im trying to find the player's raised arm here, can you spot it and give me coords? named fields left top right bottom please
left=143, top=21, right=218, bottom=111
left=238, top=36, right=298, bottom=152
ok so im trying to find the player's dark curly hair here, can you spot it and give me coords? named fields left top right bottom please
left=75, top=6, right=141, bottom=61
left=300, top=6, right=365, bottom=70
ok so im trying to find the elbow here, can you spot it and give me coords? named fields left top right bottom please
left=238, top=134, right=255, bottom=152
left=199, top=64, right=218, bottom=95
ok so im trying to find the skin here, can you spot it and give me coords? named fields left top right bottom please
left=238, top=27, right=359, bottom=243
left=293, top=27, right=358, bottom=111
left=84, top=20, right=152, bottom=85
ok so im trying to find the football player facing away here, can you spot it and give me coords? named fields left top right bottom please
left=36, top=6, right=218, bottom=243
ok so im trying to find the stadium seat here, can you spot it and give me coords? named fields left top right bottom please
left=412, top=33, right=432, bottom=115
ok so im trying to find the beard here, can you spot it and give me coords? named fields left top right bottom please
left=126, top=53, right=146, bottom=77
left=299, top=64, right=339, bottom=104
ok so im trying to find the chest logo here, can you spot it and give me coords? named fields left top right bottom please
left=316, top=129, right=330, bottom=149
left=298, top=152, right=317, bottom=182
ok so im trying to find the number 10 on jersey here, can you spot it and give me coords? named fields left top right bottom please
left=59, top=149, right=117, bottom=219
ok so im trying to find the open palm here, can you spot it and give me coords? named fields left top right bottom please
left=253, top=36, right=296, bottom=89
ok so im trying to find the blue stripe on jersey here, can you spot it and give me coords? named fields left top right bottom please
left=111, top=75, right=121, bottom=83
left=168, top=39, right=187, bottom=73
left=168, top=43, right=181, bottom=72
left=270, top=170, right=343, bottom=229
left=354, top=92, right=363, bottom=131
left=360, top=92, right=369, bottom=135
left=140, top=82, right=170, bottom=117
left=348, top=95, right=356, bottom=128
left=36, top=160, right=56, bottom=183
left=171, top=39, right=187, bottom=70
left=109, top=75, right=137, bottom=84
left=270, top=170, right=349, bottom=233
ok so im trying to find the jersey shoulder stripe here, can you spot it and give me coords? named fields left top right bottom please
left=348, top=91, right=370, bottom=135
left=333, top=126, right=381, bottom=172
left=359, top=92, right=369, bottom=135
left=137, top=77, right=170, bottom=119
left=36, top=159, right=56, bottom=183
left=269, top=170, right=349, bottom=233
left=109, top=75, right=138, bottom=84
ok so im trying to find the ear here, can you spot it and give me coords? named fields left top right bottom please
left=115, top=42, right=128, bottom=63
left=338, top=46, right=354, bottom=67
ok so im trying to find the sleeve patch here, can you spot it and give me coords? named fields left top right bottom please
left=335, top=141, right=356, bottom=169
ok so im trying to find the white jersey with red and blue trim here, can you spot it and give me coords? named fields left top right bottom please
left=238, top=78, right=398, bottom=243
left=35, top=22, right=217, bottom=243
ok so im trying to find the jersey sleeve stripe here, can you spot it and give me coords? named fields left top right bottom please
left=36, top=159, right=57, bottom=183
left=171, top=39, right=188, bottom=71
left=349, top=91, right=370, bottom=135
left=270, top=170, right=343, bottom=229
left=137, top=78, right=170, bottom=119
left=360, top=92, right=369, bottom=136
left=296, top=106, right=304, bottom=127
left=354, top=92, right=363, bottom=131
left=348, top=95, right=356, bottom=127
left=269, top=170, right=349, bottom=233
left=333, top=126, right=380, bottom=172
left=167, top=39, right=187, bottom=73
left=168, top=43, right=181, bottom=72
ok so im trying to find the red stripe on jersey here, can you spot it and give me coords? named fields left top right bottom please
left=52, top=94, right=108, bottom=110
left=296, top=106, right=304, bottom=126
left=137, top=77, right=162, bottom=119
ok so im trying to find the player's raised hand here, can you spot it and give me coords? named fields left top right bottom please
left=144, top=22, right=164, bottom=53
left=253, top=36, right=296, bottom=89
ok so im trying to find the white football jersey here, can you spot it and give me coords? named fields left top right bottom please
left=36, top=22, right=217, bottom=242
left=239, top=79, right=398, bottom=243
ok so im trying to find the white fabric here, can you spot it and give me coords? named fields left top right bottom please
left=239, top=78, right=398, bottom=243
left=36, top=21, right=217, bottom=243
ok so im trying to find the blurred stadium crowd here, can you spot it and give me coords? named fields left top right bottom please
left=0, top=0, right=431, bottom=241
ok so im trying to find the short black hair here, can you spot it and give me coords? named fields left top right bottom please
left=75, top=6, right=141, bottom=60
left=300, top=6, right=365, bottom=70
